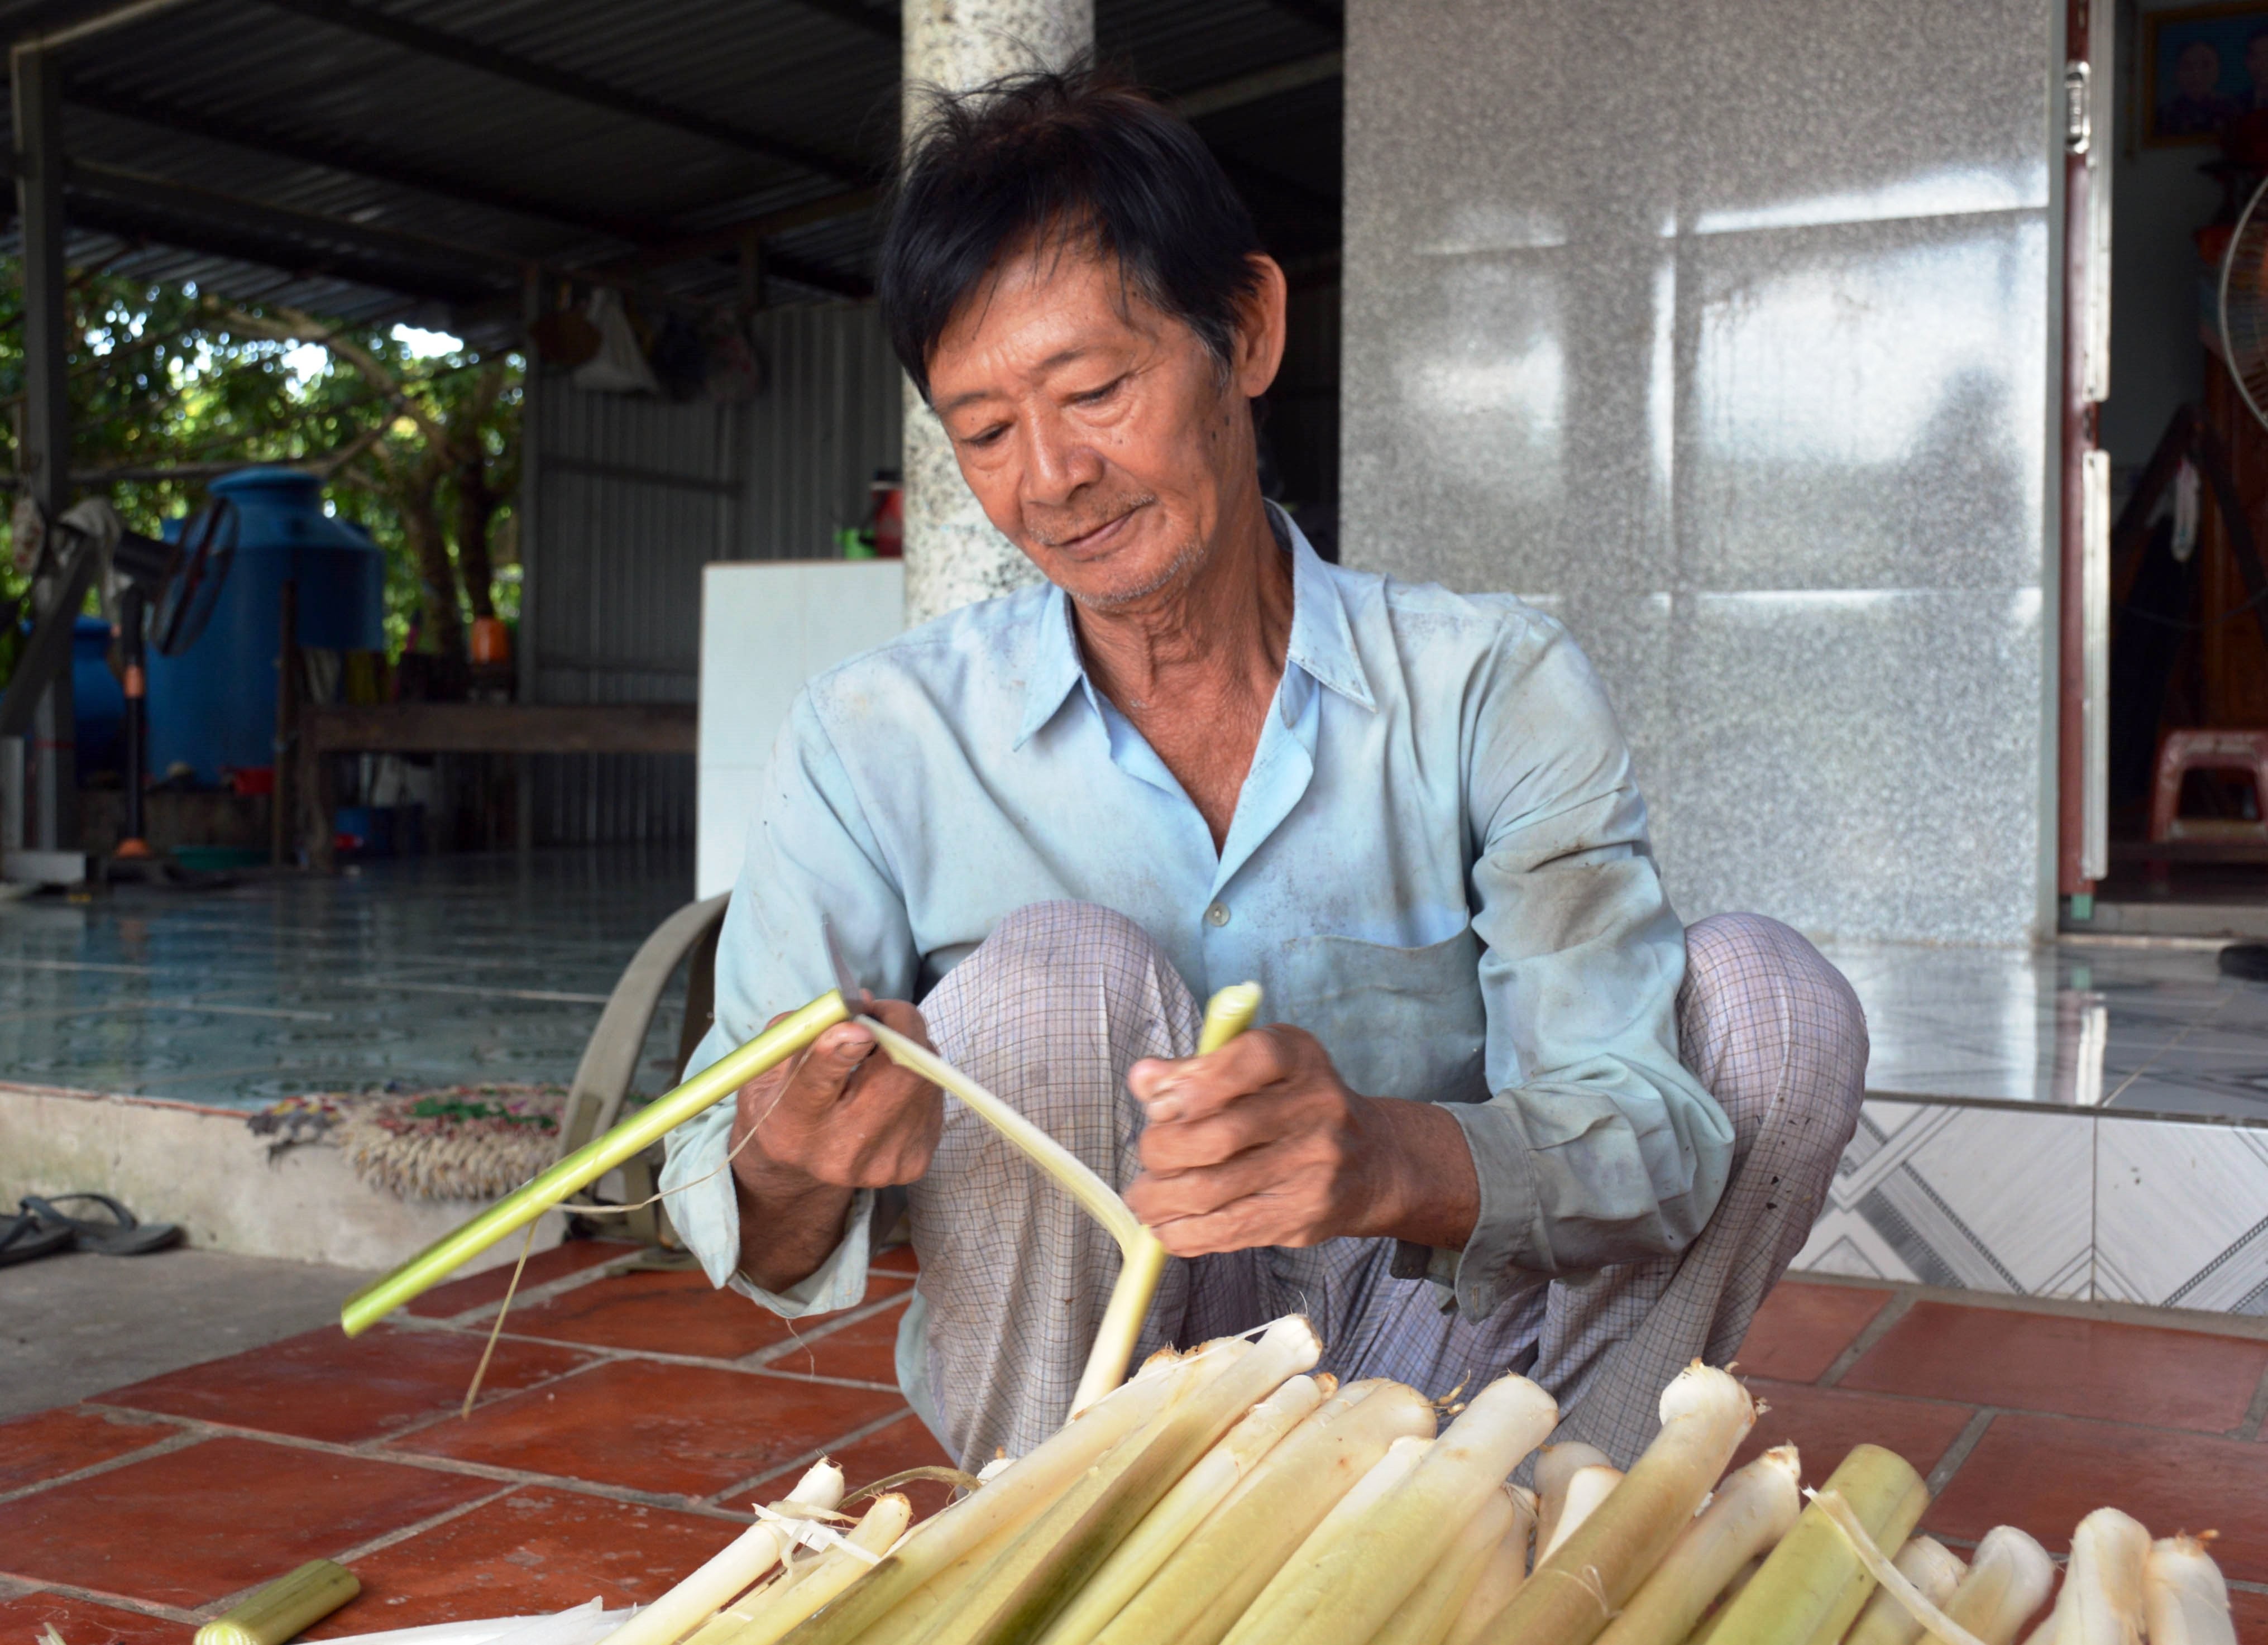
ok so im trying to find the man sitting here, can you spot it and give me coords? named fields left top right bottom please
left=663, top=69, right=1867, bottom=1469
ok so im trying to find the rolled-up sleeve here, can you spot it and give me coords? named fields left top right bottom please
left=661, top=685, right=921, bottom=1316
left=1408, top=615, right=1734, bottom=1322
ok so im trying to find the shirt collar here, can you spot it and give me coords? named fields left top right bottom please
left=1013, top=502, right=1376, bottom=750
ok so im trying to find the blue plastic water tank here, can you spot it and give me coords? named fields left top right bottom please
left=147, top=467, right=386, bottom=783
left=71, top=615, right=124, bottom=776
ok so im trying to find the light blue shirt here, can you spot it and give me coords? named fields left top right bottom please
left=663, top=513, right=1730, bottom=1362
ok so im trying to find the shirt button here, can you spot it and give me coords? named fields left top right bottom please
left=1205, top=902, right=1231, bottom=927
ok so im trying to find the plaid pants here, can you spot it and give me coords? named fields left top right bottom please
left=911, top=902, right=1868, bottom=1469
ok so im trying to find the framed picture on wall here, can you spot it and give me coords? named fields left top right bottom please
left=2147, top=2, right=2268, bottom=145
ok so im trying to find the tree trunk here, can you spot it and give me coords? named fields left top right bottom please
left=401, top=468, right=464, bottom=662
left=452, top=461, right=498, bottom=621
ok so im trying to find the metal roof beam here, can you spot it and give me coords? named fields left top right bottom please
left=606, top=49, right=1348, bottom=276
left=1253, top=0, right=1343, bottom=35
left=250, top=0, right=874, bottom=186
left=63, top=155, right=528, bottom=283
left=21, top=147, right=874, bottom=307
left=63, top=194, right=497, bottom=303
left=785, top=0, right=897, bottom=45
left=1173, top=50, right=1341, bottom=121
left=65, top=79, right=664, bottom=248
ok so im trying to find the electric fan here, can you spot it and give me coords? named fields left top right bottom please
left=2218, top=175, right=2268, bottom=430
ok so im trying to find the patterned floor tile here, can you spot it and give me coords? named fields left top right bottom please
left=1793, top=1101, right=2095, bottom=1297
left=2094, top=1119, right=2268, bottom=1312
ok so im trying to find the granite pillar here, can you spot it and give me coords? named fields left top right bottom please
left=900, top=0, right=1093, bottom=625
left=1342, top=0, right=2058, bottom=944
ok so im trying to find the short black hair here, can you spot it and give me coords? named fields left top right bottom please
left=879, top=66, right=1266, bottom=402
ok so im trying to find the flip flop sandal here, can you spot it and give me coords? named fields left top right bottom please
left=20, top=1193, right=183, bottom=1256
left=0, top=1211, right=73, bottom=1268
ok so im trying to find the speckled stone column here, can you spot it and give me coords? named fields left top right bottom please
left=900, top=0, right=1092, bottom=625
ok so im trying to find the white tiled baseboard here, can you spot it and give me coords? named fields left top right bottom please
left=1791, top=1096, right=2268, bottom=1313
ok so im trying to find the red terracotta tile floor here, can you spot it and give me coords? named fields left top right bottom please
left=5, top=1257, right=2266, bottom=1643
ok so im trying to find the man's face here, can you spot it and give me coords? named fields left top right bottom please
left=924, top=239, right=1283, bottom=610
left=2180, top=41, right=2221, bottom=99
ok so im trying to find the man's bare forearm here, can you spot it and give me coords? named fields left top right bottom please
left=1356, top=1095, right=1480, bottom=1252
left=733, top=1163, right=855, bottom=1293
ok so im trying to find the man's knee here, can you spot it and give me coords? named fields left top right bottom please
left=924, top=900, right=1196, bottom=1146
left=1678, top=912, right=1868, bottom=1165
left=971, top=900, right=1164, bottom=976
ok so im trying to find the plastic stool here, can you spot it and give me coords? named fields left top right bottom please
left=2147, top=729, right=2268, bottom=866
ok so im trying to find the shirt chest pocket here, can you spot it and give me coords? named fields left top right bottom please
left=1275, top=927, right=1490, bottom=1106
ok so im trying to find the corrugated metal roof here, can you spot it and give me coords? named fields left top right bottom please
left=2, top=0, right=1342, bottom=329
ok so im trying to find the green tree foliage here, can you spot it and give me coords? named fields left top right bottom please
left=0, top=255, right=520, bottom=664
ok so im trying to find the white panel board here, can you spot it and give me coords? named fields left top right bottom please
left=698, top=561, right=905, bottom=898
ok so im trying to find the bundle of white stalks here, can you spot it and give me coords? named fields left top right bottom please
left=520, top=1339, right=2242, bottom=1645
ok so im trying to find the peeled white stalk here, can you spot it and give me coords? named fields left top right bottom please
left=601, top=1461, right=844, bottom=1645
left=1801, top=1494, right=1987, bottom=1645
left=1481, top=1364, right=1755, bottom=1645
left=2066, top=1509, right=2150, bottom=1645
left=706, top=1494, right=912, bottom=1645
left=1536, top=1443, right=1614, bottom=1553
left=1443, top=1489, right=1537, bottom=1645
left=1685, top=1558, right=1764, bottom=1645
left=1940, top=1527, right=2056, bottom=1645
left=1030, top=1373, right=1328, bottom=1645
left=1708, top=1447, right=1927, bottom=1645
left=1591, top=1446, right=1803, bottom=1645
left=1540, top=1466, right=1625, bottom=1563
left=910, top=1316, right=1323, bottom=1645
left=2142, top=1536, right=2237, bottom=1645
left=1226, top=1434, right=1434, bottom=1634
left=1090, top=1380, right=1438, bottom=1645
left=773, top=1341, right=1221, bottom=1645
left=2020, top=1566, right=2074, bottom=1645
left=1368, top=1485, right=1523, bottom=1645
left=1225, top=1371, right=1562, bottom=1645
left=1843, top=1537, right=1966, bottom=1645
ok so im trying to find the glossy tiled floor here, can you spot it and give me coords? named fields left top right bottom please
left=12, top=844, right=2268, bottom=1129
left=1825, top=935, right=2268, bottom=1123
left=1, top=1263, right=2263, bottom=1642
left=0, top=849, right=695, bottom=1110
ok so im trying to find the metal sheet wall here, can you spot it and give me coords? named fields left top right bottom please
left=524, top=301, right=904, bottom=845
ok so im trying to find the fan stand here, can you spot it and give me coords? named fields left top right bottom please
left=99, top=583, right=173, bottom=885
left=99, top=511, right=241, bottom=892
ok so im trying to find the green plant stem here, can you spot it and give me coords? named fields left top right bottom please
left=340, top=990, right=849, bottom=1335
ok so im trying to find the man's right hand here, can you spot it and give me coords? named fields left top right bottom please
left=728, top=1002, right=940, bottom=1292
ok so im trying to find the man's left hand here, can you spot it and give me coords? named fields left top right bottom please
left=1124, top=1026, right=1479, bottom=1257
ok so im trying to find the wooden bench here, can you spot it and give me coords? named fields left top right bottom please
left=294, top=702, right=697, bottom=870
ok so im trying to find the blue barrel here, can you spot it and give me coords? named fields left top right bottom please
left=146, top=468, right=386, bottom=783
left=71, top=615, right=124, bottom=776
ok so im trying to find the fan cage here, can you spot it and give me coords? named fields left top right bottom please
left=2218, top=175, right=2268, bottom=436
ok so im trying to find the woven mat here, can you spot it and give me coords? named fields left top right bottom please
left=250, top=1084, right=566, bottom=1202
